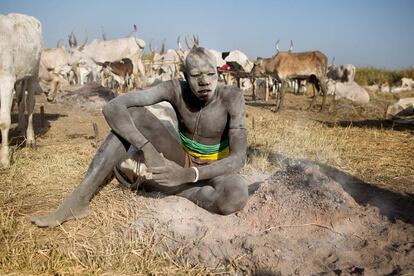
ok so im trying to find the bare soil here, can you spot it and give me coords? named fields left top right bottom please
left=4, top=85, right=414, bottom=274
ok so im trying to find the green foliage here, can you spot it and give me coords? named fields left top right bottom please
left=355, top=67, right=414, bottom=86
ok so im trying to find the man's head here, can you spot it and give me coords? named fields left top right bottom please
left=185, top=47, right=218, bottom=103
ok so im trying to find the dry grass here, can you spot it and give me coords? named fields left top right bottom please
left=244, top=91, right=414, bottom=194
left=1, top=90, right=413, bottom=274
left=0, top=141, right=210, bottom=275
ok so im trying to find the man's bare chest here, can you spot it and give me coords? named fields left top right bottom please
left=176, top=101, right=229, bottom=140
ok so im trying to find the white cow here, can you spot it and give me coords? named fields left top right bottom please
left=389, top=78, right=414, bottom=93
left=386, top=97, right=414, bottom=119
left=38, top=47, right=70, bottom=101
left=327, top=63, right=356, bottom=82
left=208, top=49, right=226, bottom=68
left=401, top=77, right=414, bottom=89
left=224, top=50, right=253, bottom=73
left=70, top=35, right=146, bottom=88
left=0, top=13, right=42, bottom=167
left=326, top=80, right=369, bottom=104
left=152, top=49, right=182, bottom=81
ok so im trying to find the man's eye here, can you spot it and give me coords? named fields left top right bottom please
left=207, top=73, right=215, bottom=76
left=191, top=74, right=201, bottom=77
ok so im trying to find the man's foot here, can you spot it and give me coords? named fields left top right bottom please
left=30, top=205, right=92, bottom=228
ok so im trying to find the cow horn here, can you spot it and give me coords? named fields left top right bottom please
left=126, top=24, right=138, bottom=38
left=275, top=39, right=280, bottom=52
left=177, top=36, right=183, bottom=50
left=68, top=31, right=77, bottom=48
left=101, top=26, right=107, bottom=41
left=185, top=36, right=192, bottom=49
left=331, top=56, right=336, bottom=65
left=56, top=39, right=64, bottom=48
left=193, top=35, right=199, bottom=47
left=289, top=40, right=293, bottom=52
left=160, top=40, right=166, bottom=55
left=78, top=30, right=88, bottom=51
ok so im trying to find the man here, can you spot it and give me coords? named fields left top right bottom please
left=31, top=47, right=248, bottom=227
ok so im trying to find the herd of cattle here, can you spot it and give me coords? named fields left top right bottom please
left=1, top=13, right=413, bottom=167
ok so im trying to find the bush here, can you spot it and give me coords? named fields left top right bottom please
left=355, top=67, right=414, bottom=86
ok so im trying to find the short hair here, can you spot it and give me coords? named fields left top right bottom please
left=185, top=47, right=217, bottom=70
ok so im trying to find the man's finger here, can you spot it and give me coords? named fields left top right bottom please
left=152, top=173, right=167, bottom=181
left=148, top=166, right=167, bottom=173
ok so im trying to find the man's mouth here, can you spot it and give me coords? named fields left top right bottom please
left=198, top=89, right=212, bottom=95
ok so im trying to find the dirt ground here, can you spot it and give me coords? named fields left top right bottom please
left=1, top=84, right=413, bottom=274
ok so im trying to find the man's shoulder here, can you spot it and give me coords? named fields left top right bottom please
left=216, top=84, right=244, bottom=100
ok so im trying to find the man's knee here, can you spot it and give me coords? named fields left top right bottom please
left=127, top=106, right=157, bottom=133
left=215, top=174, right=248, bottom=215
left=128, top=106, right=147, bottom=121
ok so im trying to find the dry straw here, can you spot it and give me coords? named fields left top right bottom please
left=1, top=89, right=413, bottom=274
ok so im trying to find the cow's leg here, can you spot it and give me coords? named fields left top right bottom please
left=308, top=76, right=319, bottom=110
left=26, top=78, right=36, bottom=147
left=274, top=80, right=286, bottom=111
left=17, top=80, right=27, bottom=137
left=176, top=173, right=248, bottom=215
left=45, top=76, right=59, bottom=102
left=134, top=59, right=147, bottom=88
left=318, top=77, right=328, bottom=112
left=0, top=73, right=15, bottom=167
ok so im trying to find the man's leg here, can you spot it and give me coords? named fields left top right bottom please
left=176, top=173, right=249, bottom=215
left=31, top=106, right=185, bottom=227
left=31, top=132, right=130, bottom=227
left=127, top=106, right=186, bottom=167
left=114, top=106, right=188, bottom=193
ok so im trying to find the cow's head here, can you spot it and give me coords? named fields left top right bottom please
left=251, top=58, right=266, bottom=77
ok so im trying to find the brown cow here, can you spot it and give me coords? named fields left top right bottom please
left=251, top=41, right=328, bottom=111
left=97, top=58, right=134, bottom=92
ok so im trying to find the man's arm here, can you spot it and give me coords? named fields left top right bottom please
left=102, top=80, right=177, bottom=149
left=149, top=88, right=247, bottom=185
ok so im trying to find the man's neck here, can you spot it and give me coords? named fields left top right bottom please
left=191, top=89, right=217, bottom=108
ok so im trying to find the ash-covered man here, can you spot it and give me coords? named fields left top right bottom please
left=31, top=47, right=248, bottom=227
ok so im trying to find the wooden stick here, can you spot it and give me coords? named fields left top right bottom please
left=265, top=77, right=269, bottom=102
left=252, top=78, right=256, bottom=101
left=93, top=123, right=99, bottom=147
left=40, top=105, right=45, bottom=128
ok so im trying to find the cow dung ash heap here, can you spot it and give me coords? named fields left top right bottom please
left=56, top=83, right=116, bottom=112
left=132, top=162, right=414, bottom=274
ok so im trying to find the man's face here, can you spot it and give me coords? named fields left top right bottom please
left=186, top=52, right=218, bottom=102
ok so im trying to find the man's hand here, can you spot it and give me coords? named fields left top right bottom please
left=149, top=158, right=196, bottom=187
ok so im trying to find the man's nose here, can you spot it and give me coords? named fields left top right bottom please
left=199, top=75, right=209, bottom=85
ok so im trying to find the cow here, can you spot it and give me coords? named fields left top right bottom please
left=0, top=13, right=42, bottom=167
left=327, top=63, right=356, bottom=82
left=386, top=97, right=414, bottom=119
left=251, top=41, right=328, bottom=111
left=144, top=42, right=175, bottom=86
left=223, top=50, right=254, bottom=73
left=69, top=30, right=146, bottom=89
left=326, top=80, right=369, bottom=104
left=97, top=58, right=134, bottom=92
left=38, top=47, right=71, bottom=101
left=401, top=77, right=414, bottom=89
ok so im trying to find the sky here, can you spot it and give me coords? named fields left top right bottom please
left=1, top=0, right=414, bottom=69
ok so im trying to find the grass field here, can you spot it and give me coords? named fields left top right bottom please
left=1, top=88, right=413, bottom=274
